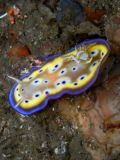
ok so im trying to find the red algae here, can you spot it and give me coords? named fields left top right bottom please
left=7, top=45, right=30, bottom=58
left=85, top=7, right=106, bottom=23
left=7, top=5, right=21, bottom=24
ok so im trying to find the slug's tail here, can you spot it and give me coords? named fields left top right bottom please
left=7, top=75, right=25, bottom=108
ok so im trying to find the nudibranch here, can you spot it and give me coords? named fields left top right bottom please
left=8, top=38, right=109, bottom=115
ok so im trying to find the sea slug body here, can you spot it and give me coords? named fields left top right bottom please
left=8, top=38, right=109, bottom=115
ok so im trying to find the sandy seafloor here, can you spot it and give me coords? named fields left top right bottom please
left=0, top=0, right=120, bottom=160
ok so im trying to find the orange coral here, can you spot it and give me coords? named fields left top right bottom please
left=7, top=5, right=20, bottom=24
left=85, top=7, right=106, bottom=22
left=7, top=45, right=30, bottom=58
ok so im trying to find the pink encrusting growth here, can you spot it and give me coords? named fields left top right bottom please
left=58, top=74, right=120, bottom=160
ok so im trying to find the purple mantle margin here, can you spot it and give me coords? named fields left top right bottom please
left=8, top=38, right=110, bottom=115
